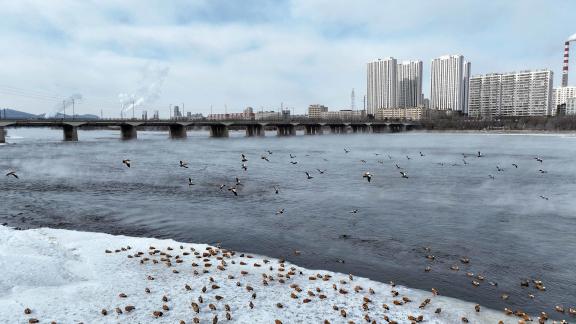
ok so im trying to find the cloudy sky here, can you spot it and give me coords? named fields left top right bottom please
left=0, top=0, right=574, bottom=117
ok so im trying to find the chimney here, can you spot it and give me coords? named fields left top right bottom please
left=562, top=41, right=570, bottom=87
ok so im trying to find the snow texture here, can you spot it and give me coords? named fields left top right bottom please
left=0, top=226, right=513, bottom=323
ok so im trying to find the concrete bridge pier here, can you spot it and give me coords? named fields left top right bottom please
left=351, top=124, right=369, bottom=133
left=245, top=124, right=264, bottom=137
left=120, top=124, right=138, bottom=140
left=210, top=124, right=229, bottom=138
left=304, top=124, right=323, bottom=135
left=169, top=124, right=188, bottom=139
left=63, top=124, right=78, bottom=141
left=329, top=125, right=347, bottom=134
left=0, top=127, right=5, bottom=144
left=277, top=125, right=296, bottom=136
left=371, top=124, right=390, bottom=133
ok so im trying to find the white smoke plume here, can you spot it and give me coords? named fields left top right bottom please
left=569, top=33, right=576, bottom=42
left=119, top=63, right=170, bottom=114
left=44, top=94, right=83, bottom=118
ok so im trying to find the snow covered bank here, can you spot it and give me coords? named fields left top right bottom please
left=0, top=226, right=513, bottom=323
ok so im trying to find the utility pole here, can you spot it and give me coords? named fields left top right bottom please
left=63, top=100, right=66, bottom=120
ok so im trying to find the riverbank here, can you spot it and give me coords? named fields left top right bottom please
left=0, top=225, right=515, bottom=323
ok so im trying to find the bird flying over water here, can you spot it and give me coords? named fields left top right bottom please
left=395, top=163, right=402, bottom=169
left=261, top=155, right=270, bottom=162
left=290, top=154, right=296, bottom=159
left=349, top=209, right=358, bottom=214
left=5, top=171, right=18, bottom=179
left=179, top=160, right=189, bottom=168
left=276, top=208, right=285, bottom=215
left=305, top=172, right=314, bottom=179
left=534, top=157, right=543, bottom=163
left=363, top=172, right=372, bottom=182
left=266, top=150, right=273, bottom=155
left=242, top=163, right=247, bottom=171
left=400, top=171, right=409, bottom=178
left=219, top=184, right=226, bottom=190
left=406, top=155, right=411, bottom=160
left=488, top=174, right=495, bottom=180
left=317, top=169, right=326, bottom=174
left=122, top=159, right=131, bottom=168
left=539, top=169, right=547, bottom=174
left=539, top=195, right=549, bottom=200
left=235, top=177, right=242, bottom=186
left=241, top=154, right=248, bottom=162
left=512, top=163, right=518, bottom=168
left=477, top=151, right=483, bottom=158
left=273, top=186, right=279, bottom=194
left=344, top=148, right=350, bottom=153
left=496, top=166, right=504, bottom=172
left=290, top=161, right=298, bottom=165
left=419, top=152, right=425, bottom=157
left=228, top=187, right=238, bottom=196
left=188, top=178, right=195, bottom=186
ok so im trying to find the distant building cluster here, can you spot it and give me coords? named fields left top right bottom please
left=366, top=55, right=469, bottom=120
left=365, top=50, right=576, bottom=118
left=307, top=104, right=365, bottom=120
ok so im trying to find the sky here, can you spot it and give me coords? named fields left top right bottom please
left=0, top=0, right=575, bottom=117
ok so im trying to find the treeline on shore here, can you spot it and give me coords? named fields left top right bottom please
left=420, top=116, right=576, bottom=131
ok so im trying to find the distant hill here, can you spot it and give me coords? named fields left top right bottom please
left=49, top=112, right=100, bottom=120
left=1, top=108, right=37, bottom=119
left=1, top=109, right=99, bottom=120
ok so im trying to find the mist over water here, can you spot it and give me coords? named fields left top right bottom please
left=1, top=128, right=575, bottom=317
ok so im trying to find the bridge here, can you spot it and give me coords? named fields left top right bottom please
left=0, top=118, right=422, bottom=143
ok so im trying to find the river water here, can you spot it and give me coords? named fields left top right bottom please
left=1, top=128, right=575, bottom=319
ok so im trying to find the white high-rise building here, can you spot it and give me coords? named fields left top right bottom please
left=367, top=57, right=398, bottom=116
left=468, top=70, right=553, bottom=117
left=430, top=55, right=470, bottom=112
left=397, top=60, right=423, bottom=108
left=463, top=61, right=471, bottom=114
left=553, top=86, right=576, bottom=108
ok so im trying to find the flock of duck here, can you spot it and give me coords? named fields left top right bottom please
left=5, top=146, right=575, bottom=323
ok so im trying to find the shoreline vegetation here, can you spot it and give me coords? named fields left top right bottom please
left=419, top=116, right=576, bottom=132
left=0, top=225, right=536, bottom=324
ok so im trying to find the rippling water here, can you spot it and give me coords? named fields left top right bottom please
left=1, top=128, right=575, bottom=318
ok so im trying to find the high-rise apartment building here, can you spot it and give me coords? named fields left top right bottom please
left=468, top=70, right=553, bottom=117
left=397, top=60, right=423, bottom=108
left=553, top=86, right=576, bottom=108
left=367, top=58, right=398, bottom=116
left=430, top=55, right=470, bottom=112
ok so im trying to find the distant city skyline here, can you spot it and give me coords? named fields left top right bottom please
left=0, top=0, right=575, bottom=117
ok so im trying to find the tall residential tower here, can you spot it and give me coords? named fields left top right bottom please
left=397, top=60, right=423, bottom=108
left=367, top=57, right=398, bottom=116
left=430, top=55, right=470, bottom=113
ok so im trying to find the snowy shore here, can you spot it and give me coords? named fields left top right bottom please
left=0, top=226, right=517, bottom=323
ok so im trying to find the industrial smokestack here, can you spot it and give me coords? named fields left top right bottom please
left=562, top=41, right=570, bottom=87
